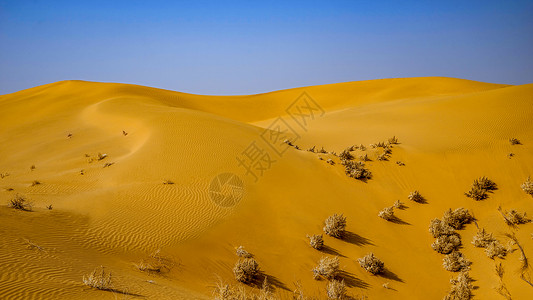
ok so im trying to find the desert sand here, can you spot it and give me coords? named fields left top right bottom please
left=0, top=77, right=532, bottom=299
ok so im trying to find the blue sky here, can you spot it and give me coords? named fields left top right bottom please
left=1, top=0, right=532, bottom=95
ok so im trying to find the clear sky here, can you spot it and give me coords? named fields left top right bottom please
left=1, top=0, right=532, bottom=95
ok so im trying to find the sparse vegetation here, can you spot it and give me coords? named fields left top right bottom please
left=509, top=138, right=521, bottom=145
left=163, top=180, right=174, bottom=185
left=378, top=206, right=395, bottom=221
left=521, top=177, right=533, bottom=196
left=396, top=161, right=405, bottom=166
left=442, top=252, right=471, bottom=272
left=358, top=253, right=384, bottom=275
left=339, top=150, right=354, bottom=161
left=471, top=228, right=495, bottom=248
left=326, top=279, right=346, bottom=299
left=408, top=190, right=424, bottom=203
left=359, top=153, right=370, bottom=161
left=233, top=258, right=260, bottom=283
left=46, top=204, right=53, bottom=210
left=342, top=160, right=372, bottom=180
left=442, top=208, right=473, bottom=230
left=485, top=240, right=507, bottom=259
left=465, top=177, right=497, bottom=200
left=504, top=209, right=531, bottom=225
left=429, top=219, right=456, bottom=238
left=103, top=162, right=114, bottom=168
left=393, top=200, right=405, bottom=209
left=432, top=235, right=462, bottom=254
left=376, top=153, right=388, bottom=161
left=30, top=180, right=41, bottom=186
left=323, top=214, right=346, bottom=238
left=326, top=159, right=335, bottom=165
left=443, top=272, right=473, bottom=300
left=0, top=172, right=9, bottom=179
left=388, top=136, right=399, bottom=145
left=83, top=266, right=112, bottom=290
left=97, top=153, right=108, bottom=161
left=307, top=234, right=324, bottom=250
left=136, top=249, right=174, bottom=273
left=30, top=165, right=35, bottom=171
left=313, top=256, right=340, bottom=280
left=23, top=238, right=44, bottom=251
left=236, top=246, right=253, bottom=258
left=9, top=194, right=32, bottom=211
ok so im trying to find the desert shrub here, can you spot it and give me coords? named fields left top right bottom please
left=375, top=141, right=388, bottom=148
left=393, top=200, right=404, bottom=209
left=442, top=208, right=474, bottom=230
left=357, top=144, right=366, bottom=151
left=83, top=266, right=112, bottom=290
left=359, top=153, right=370, bottom=161
left=103, top=162, right=114, bottom=168
left=388, top=136, right=399, bottom=145
left=429, top=219, right=456, bottom=238
left=30, top=165, right=35, bottom=171
left=236, top=246, right=253, bottom=258
left=443, top=252, right=471, bottom=272
left=444, top=272, right=473, bottom=300
left=376, top=153, right=389, bottom=161
left=213, top=280, right=249, bottom=300
left=9, top=194, right=32, bottom=211
left=313, top=256, right=340, bottom=280
left=307, top=234, right=324, bottom=250
left=318, top=147, right=327, bottom=154
left=308, top=146, right=316, bottom=152
left=136, top=249, right=174, bottom=273
left=342, top=160, right=371, bottom=180
left=326, top=159, right=335, bottom=165
left=46, top=204, right=53, bottom=210
left=233, top=258, right=259, bottom=283
left=505, top=209, right=531, bottom=225
left=326, top=279, right=346, bottom=299
left=30, top=180, right=41, bottom=186
left=97, top=153, right=107, bottom=161
left=521, top=177, right=533, bottom=196
left=396, top=161, right=405, bottom=166
left=339, top=150, right=354, bottom=161
left=471, top=228, right=495, bottom=248
left=464, top=185, right=487, bottom=201
left=432, top=235, right=462, bottom=254
left=465, top=177, right=497, bottom=200
left=509, top=138, right=521, bottom=145
left=163, top=180, right=174, bottom=185
left=408, top=190, right=424, bottom=203
left=0, top=172, right=9, bottom=179
left=323, top=214, right=347, bottom=238
left=358, top=253, right=384, bottom=275
left=485, top=241, right=507, bottom=259
left=378, top=207, right=395, bottom=221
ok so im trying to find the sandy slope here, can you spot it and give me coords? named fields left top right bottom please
left=0, top=77, right=531, bottom=299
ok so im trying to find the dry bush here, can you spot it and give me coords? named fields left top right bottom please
left=359, top=153, right=370, bottom=161
left=236, top=246, right=253, bottom=258
left=326, top=279, right=346, bottom=299
left=443, top=272, right=473, bottom=300
left=318, top=147, right=327, bottom=154
left=83, top=266, right=112, bottom=290
left=213, top=280, right=249, bottom=300
left=97, top=153, right=108, bottom=160
left=30, top=180, right=41, bottom=186
left=339, top=150, right=354, bottom=161
left=378, top=207, right=395, bottom=221
left=408, top=190, right=424, bottom=203
left=393, top=200, right=404, bottom=209
left=429, top=219, right=456, bottom=238
left=313, top=256, right=340, bottom=280
left=326, top=159, right=335, bottom=165
left=9, top=194, right=32, bottom=211
left=485, top=241, right=507, bottom=259
left=136, top=249, right=174, bottom=273
left=396, top=161, right=405, bottom=166
left=442, top=208, right=474, bottom=230
left=308, top=146, right=316, bottom=153
left=471, top=228, right=495, bottom=248
left=443, top=252, right=471, bottom=272
left=358, top=253, right=384, bottom=275
left=376, top=153, right=389, bottom=161
left=388, top=136, right=399, bottom=145
left=233, top=258, right=260, bottom=283
left=46, top=204, right=53, bottom=210
left=23, top=238, right=44, bottom=251
left=30, top=165, right=35, bottom=171
left=163, top=180, right=174, bottom=185
left=103, top=162, right=114, bottom=168
left=375, top=141, right=388, bottom=148
left=509, top=138, right=521, bottom=145
left=0, top=172, right=9, bottom=179
left=382, top=282, right=390, bottom=289
left=465, top=177, right=497, bottom=200
left=307, top=234, right=324, bottom=250
left=323, top=214, right=346, bottom=238
left=357, top=144, right=366, bottom=151
left=505, top=209, right=531, bottom=225
left=432, top=235, right=462, bottom=254
left=521, top=177, right=533, bottom=196
left=342, top=160, right=371, bottom=180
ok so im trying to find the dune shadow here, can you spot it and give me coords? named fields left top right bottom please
left=338, top=270, right=369, bottom=289
left=342, top=231, right=374, bottom=246
left=389, top=216, right=411, bottom=225
left=251, top=272, right=290, bottom=291
left=396, top=204, right=408, bottom=210
left=379, top=268, right=404, bottom=283
left=319, top=245, right=347, bottom=258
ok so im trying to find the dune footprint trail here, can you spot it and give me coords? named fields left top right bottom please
left=0, top=77, right=532, bottom=299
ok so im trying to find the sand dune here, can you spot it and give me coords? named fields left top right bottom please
left=0, top=77, right=531, bottom=299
